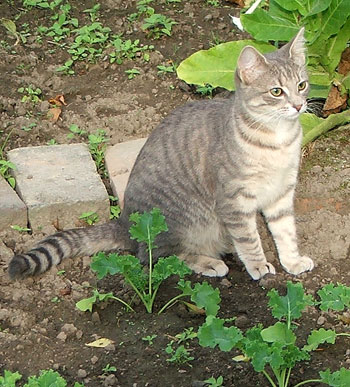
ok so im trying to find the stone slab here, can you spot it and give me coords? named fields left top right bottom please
left=105, top=138, right=147, bottom=208
left=8, top=144, right=109, bottom=230
left=0, top=176, right=27, bottom=231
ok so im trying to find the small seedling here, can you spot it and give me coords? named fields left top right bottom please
left=88, top=129, right=108, bottom=177
left=11, top=225, right=31, bottom=232
left=83, top=3, right=100, bottom=22
left=21, top=122, right=37, bottom=132
left=67, top=124, right=87, bottom=139
left=127, top=0, right=154, bottom=22
left=18, top=85, right=42, bottom=104
left=204, top=376, right=224, bottom=387
left=102, top=364, right=116, bottom=374
left=51, top=296, right=61, bottom=303
left=195, top=84, right=214, bottom=98
left=142, top=334, right=157, bottom=345
left=157, top=63, right=175, bottom=75
left=47, top=138, right=57, bottom=145
left=109, top=37, right=153, bottom=65
left=109, top=195, right=120, bottom=219
left=125, top=68, right=140, bottom=79
left=166, top=344, right=194, bottom=365
left=56, top=59, right=75, bottom=75
left=57, top=270, right=66, bottom=276
left=79, top=211, right=99, bottom=225
left=0, top=159, right=16, bottom=188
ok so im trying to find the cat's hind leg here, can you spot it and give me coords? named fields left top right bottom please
left=178, top=253, right=229, bottom=277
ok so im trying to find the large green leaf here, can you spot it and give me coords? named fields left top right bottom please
left=176, top=40, right=276, bottom=91
left=320, top=368, right=350, bottom=387
left=241, top=8, right=299, bottom=42
left=300, top=110, right=350, bottom=146
left=310, top=0, right=350, bottom=43
left=261, top=322, right=296, bottom=345
left=303, top=328, right=337, bottom=351
left=304, top=0, right=332, bottom=17
left=324, top=21, right=350, bottom=72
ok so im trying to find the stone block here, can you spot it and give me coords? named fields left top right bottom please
left=0, top=176, right=27, bottom=231
left=105, top=138, right=147, bottom=208
left=8, top=144, right=109, bottom=230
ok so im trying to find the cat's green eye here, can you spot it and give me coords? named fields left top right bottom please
left=298, top=81, right=307, bottom=91
left=270, top=87, right=283, bottom=97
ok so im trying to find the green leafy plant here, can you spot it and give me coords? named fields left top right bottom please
left=0, top=369, right=84, bottom=387
left=79, top=211, right=99, bottom=225
left=142, top=334, right=157, bottom=345
left=67, top=124, right=87, bottom=139
left=56, top=59, right=75, bottom=75
left=127, top=0, right=154, bottom=22
left=109, top=37, right=153, bottom=64
left=18, top=85, right=42, bottom=104
left=165, top=327, right=196, bottom=365
left=195, top=84, right=215, bottom=98
left=157, top=63, right=175, bottom=75
left=125, top=68, right=140, bottom=79
left=0, top=159, right=16, bottom=188
left=109, top=195, right=121, bottom=219
left=102, top=364, right=116, bottom=375
left=88, top=129, right=108, bottom=177
left=77, top=208, right=192, bottom=313
left=142, top=13, right=177, bottom=39
left=197, top=281, right=350, bottom=387
left=83, top=3, right=100, bottom=23
left=204, top=376, right=224, bottom=387
left=21, top=122, right=37, bottom=132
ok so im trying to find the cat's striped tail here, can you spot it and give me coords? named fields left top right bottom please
left=8, top=220, right=129, bottom=280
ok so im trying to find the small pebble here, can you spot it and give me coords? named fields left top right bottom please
left=91, top=355, right=98, bottom=364
left=56, top=331, right=67, bottom=342
left=77, top=369, right=87, bottom=378
left=317, top=316, right=326, bottom=325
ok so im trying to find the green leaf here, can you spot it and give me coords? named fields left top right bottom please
left=261, top=322, right=296, bottom=345
left=176, top=40, right=276, bottom=91
left=24, top=369, right=67, bottom=387
left=304, top=0, right=333, bottom=17
left=0, top=370, right=22, bottom=387
left=267, top=281, right=314, bottom=322
left=90, top=252, right=146, bottom=290
left=197, top=315, right=243, bottom=352
left=320, top=367, right=350, bottom=387
left=76, top=289, right=115, bottom=312
left=241, top=8, right=299, bottom=42
left=324, top=21, right=350, bottom=72
left=318, top=283, right=350, bottom=312
left=310, top=0, right=350, bottom=43
left=152, top=255, right=191, bottom=288
left=191, top=282, right=221, bottom=316
left=129, top=208, right=168, bottom=250
left=303, top=328, right=337, bottom=351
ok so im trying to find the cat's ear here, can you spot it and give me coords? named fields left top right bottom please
left=286, top=27, right=306, bottom=66
left=236, top=46, right=269, bottom=85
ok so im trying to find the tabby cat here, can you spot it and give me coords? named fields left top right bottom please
left=8, top=28, right=314, bottom=281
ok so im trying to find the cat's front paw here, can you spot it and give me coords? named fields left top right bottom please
left=281, top=255, right=314, bottom=276
left=245, top=261, right=276, bottom=280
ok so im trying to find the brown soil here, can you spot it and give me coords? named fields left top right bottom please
left=1, top=1, right=350, bottom=386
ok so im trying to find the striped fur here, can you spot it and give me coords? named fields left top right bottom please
left=8, top=29, right=314, bottom=280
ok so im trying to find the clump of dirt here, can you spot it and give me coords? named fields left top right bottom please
left=1, top=1, right=350, bottom=386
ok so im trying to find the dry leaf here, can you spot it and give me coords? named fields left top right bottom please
left=338, top=47, right=350, bottom=76
left=322, top=85, right=348, bottom=117
left=86, top=338, right=114, bottom=348
left=49, top=94, right=67, bottom=106
left=182, top=301, right=206, bottom=315
left=232, top=354, right=249, bottom=362
left=47, top=107, right=62, bottom=122
left=225, top=0, right=246, bottom=6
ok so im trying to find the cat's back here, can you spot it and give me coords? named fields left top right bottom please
left=123, top=97, right=234, bottom=215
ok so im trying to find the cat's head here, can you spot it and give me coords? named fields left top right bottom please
left=235, top=28, right=309, bottom=122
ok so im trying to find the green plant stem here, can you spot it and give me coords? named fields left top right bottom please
left=124, top=275, right=149, bottom=312
left=336, top=332, right=350, bottom=338
left=110, top=296, right=135, bottom=312
left=147, top=227, right=152, bottom=305
left=285, top=368, right=292, bottom=387
left=302, top=110, right=350, bottom=146
left=262, top=370, right=277, bottom=387
left=158, top=293, right=187, bottom=315
left=0, top=128, right=13, bottom=157
left=293, top=379, right=322, bottom=387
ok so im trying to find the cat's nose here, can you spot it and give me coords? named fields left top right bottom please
left=294, top=104, right=302, bottom=112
